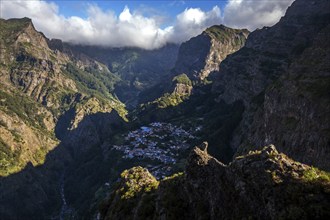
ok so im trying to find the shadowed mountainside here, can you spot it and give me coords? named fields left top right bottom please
left=100, top=144, right=330, bottom=220
left=211, top=0, right=330, bottom=170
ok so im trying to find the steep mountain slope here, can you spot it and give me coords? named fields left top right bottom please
left=0, top=17, right=179, bottom=219
left=127, top=0, right=329, bottom=196
left=174, top=25, right=249, bottom=81
left=0, top=18, right=137, bottom=219
left=101, top=144, right=330, bottom=219
left=0, top=17, right=127, bottom=176
left=130, top=26, right=250, bottom=162
left=49, top=42, right=180, bottom=108
left=1, top=0, right=329, bottom=218
left=100, top=0, right=330, bottom=219
left=140, top=25, right=249, bottom=109
left=212, top=0, right=330, bottom=170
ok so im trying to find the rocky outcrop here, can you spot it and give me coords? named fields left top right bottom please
left=211, top=0, right=330, bottom=170
left=172, top=83, right=192, bottom=96
left=69, top=97, right=117, bottom=130
left=100, top=143, right=330, bottom=219
left=99, top=167, right=159, bottom=219
left=171, top=73, right=193, bottom=97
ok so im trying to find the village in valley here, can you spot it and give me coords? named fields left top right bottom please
left=111, top=122, right=202, bottom=179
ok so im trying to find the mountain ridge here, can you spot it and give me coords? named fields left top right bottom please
left=99, top=1, right=330, bottom=217
left=0, top=0, right=329, bottom=218
left=0, top=16, right=127, bottom=176
left=100, top=143, right=330, bottom=219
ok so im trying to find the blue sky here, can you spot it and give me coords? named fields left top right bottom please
left=50, top=0, right=228, bottom=26
left=1, top=0, right=294, bottom=49
left=50, top=1, right=227, bottom=18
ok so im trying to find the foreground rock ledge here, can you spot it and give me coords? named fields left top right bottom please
left=100, top=144, right=330, bottom=220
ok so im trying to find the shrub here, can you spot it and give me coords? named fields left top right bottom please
left=172, top=74, right=192, bottom=86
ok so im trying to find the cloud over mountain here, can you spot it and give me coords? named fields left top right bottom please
left=1, top=0, right=294, bottom=49
left=223, top=0, right=295, bottom=30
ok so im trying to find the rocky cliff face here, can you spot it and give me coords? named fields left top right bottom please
left=1, top=0, right=329, bottom=218
left=0, top=18, right=128, bottom=219
left=174, top=25, right=249, bottom=81
left=100, top=1, right=330, bottom=218
left=212, top=0, right=330, bottom=170
left=142, top=25, right=249, bottom=109
left=0, top=18, right=127, bottom=176
left=100, top=143, right=330, bottom=219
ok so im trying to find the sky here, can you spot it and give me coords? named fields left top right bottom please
left=0, top=0, right=295, bottom=49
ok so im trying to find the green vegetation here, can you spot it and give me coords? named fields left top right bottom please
left=99, top=167, right=160, bottom=219
left=172, top=74, right=192, bottom=86
left=63, top=63, right=127, bottom=118
left=205, top=25, right=249, bottom=45
left=154, top=93, right=187, bottom=108
left=134, top=84, right=244, bottom=163
left=84, top=64, right=119, bottom=92
left=33, top=145, right=49, bottom=165
left=303, top=166, right=330, bottom=183
left=100, top=169, right=188, bottom=219
left=0, top=137, right=22, bottom=176
left=163, top=172, right=184, bottom=181
left=0, top=88, right=53, bottom=175
left=0, top=17, right=31, bottom=40
left=0, top=90, right=48, bottom=131
left=206, top=25, right=231, bottom=41
left=119, top=167, right=159, bottom=200
left=64, top=63, right=116, bottom=99
left=145, top=74, right=192, bottom=109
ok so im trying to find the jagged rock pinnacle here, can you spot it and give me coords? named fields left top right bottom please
left=199, top=141, right=208, bottom=152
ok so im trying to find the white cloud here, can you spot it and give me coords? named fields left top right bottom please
left=0, top=0, right=294, bottom=49
left=223, top=0, right=295, bottom=30
left=166, top=6, right=222, bottom=44
left=1, top=1, right=171, bottom=49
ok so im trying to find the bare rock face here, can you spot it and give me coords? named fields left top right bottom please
left=198, top=141, right=208, bottom=152
left=150, top=25, right=249, bottom=108
left=15, top=19, right=49, bottom=49
left=100, top=143, right=330, bottom=220
left=211, top=0, right=330, bottom=170
left=172, top=83, right=192, bottom=96
left=174, top=25, right=249, bottom=81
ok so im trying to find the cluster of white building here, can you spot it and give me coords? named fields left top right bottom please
left=112, top=122, right=198, bottom=178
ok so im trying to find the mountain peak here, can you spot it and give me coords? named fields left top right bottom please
left=0, top=17, right=49, bottom=52
left=173, top=24, right=249, bottom=81
left=6, top=17, right=32, bottom=24
left=204, top=24, right=250, bottom=41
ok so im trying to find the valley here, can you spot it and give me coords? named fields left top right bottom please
left=0, top=0, right=330, bottom=219
left=111, top=122, right=199, bottom=179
